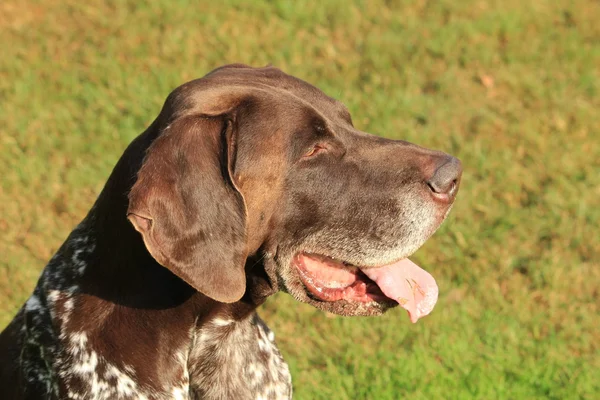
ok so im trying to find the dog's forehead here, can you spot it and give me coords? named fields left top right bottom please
left=206, top=64, right=329, bottom=99
left=186, top=64, right=353, bottom=124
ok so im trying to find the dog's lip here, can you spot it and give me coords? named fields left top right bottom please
left=293, top=253, right=390, bottom=303
left=293, top=252, right=438, bottom=323
left=430, top=191, right=451, bottom=202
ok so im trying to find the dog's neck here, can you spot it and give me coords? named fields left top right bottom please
left=70, top=129, right=272, bottom=317
left=71, top=209, right=269, bottom=324
left=70, top=195, right=271, bottom=332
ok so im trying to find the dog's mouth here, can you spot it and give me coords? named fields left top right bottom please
left=293, top=252, right=438, bottom=323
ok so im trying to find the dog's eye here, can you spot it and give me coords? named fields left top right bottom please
left=303, top=144, right=327, bottom=158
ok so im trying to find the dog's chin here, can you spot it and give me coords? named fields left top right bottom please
left=299, top=294, right=395, bottom=317
left=280, top=274, right=397, bottom=317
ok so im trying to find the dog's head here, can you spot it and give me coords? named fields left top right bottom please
left=127, top=64, right=461, bottom=320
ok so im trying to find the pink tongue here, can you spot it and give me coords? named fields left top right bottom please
left=361, top=259, right=438, bottom=323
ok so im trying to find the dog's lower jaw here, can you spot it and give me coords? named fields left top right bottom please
left=275, top=266, right=397, bottom=317
left=293, top=287, right=396, bottom=317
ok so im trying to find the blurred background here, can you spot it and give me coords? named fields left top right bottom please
left=1, top=1, right=598, bottom=398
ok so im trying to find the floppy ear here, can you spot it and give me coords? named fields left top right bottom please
left=127, top=115, right=248, bottom=303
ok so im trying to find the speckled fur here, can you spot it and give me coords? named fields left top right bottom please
left=188, top=315, right=291, bottom=399
left=9, top=224, right=292, bottom=399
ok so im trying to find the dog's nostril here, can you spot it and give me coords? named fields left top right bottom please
left=427, top=156, right=462, bottom=196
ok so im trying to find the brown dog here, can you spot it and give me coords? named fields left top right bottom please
left=0, top=64, right=461, bottom=399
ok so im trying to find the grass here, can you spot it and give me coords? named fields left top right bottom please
left=1, top=0, right=599, bottom=398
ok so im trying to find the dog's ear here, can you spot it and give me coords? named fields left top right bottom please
left=127, top=114, right=247, bottom=303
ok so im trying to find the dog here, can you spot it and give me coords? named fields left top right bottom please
left=0, top=64, right=461, bottom=399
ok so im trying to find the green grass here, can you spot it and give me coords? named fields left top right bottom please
left=1, top=0, right=599, bottom=398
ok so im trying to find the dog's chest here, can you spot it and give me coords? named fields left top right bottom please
left=21, top=293, right=292, bottom=400
left=187, top=314, right=292, bottom=400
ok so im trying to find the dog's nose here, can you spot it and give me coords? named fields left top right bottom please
left=427, top=156, right=462, bottom=197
